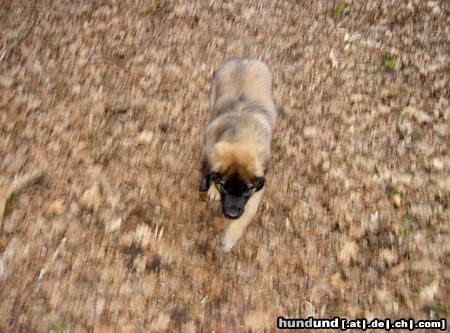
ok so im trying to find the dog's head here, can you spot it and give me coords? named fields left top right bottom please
left=203, top=142, right=268, bottom=219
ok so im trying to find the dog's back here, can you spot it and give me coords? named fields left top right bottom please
left=209, top=57, right=276, bottom=129
left=206, top=58, right=276, bottom=158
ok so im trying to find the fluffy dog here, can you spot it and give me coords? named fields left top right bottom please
left=200, top=57, right=276, bottom=252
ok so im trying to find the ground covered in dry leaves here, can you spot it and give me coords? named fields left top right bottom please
left=0, top=0, right=449, bottom=332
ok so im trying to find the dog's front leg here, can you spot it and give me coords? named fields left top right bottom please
left=221, top=189, right=263, bottom=252
left=200, top=163, right=221, bottom=202
left=207, top=184, right=221, bottom=201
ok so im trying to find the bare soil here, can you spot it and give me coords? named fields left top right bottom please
left=0, top=1, right=449, bottom=332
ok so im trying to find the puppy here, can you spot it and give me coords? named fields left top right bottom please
left=200, top=57, right=277, bottom=252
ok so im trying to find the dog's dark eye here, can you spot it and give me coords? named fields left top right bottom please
left=218, top=182, right=228, bottom=194
left=242, top=186, right=253, bottom=197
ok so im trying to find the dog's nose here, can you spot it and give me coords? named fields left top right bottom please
left=225, top=207, right=242, bottom=219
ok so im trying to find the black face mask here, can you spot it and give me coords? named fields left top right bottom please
left=218, top=174, right=265, bottom=219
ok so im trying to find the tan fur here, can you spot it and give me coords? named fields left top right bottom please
left=203, top=57, right=277, bottom=252
left=208, top=142, right=268, bottom=181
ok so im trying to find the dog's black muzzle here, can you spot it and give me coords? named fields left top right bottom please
left=223, top=194, right=246, bottom=219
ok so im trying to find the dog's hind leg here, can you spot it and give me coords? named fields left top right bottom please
left=221, top=189, right=263, bottom=252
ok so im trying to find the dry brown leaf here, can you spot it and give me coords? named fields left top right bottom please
left=338, top=240, right=361, bottom=266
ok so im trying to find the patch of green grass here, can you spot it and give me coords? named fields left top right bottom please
left=384, top=53, right=397, bottom=71
left=400, top=111, right=410, bottom=120
left=236, top=248, right=245, bottom=261
left=385, top=58, right=396, bottom=71
left=128, top=45, right=138, bottom=58
left=183, top=304, right=191, bottom=321
left=295, top=302, right=301, bottom=318
left=374, top=69, right=384, bottom=77
left=274, top=219, right=284, bottom=233
left=444, top=1, right=450, bottom=15
left=44, top=211, right=58, bottom=222
left=94, top=149, right=120, bottom=165
left=401, top=217, right=416, bottom=237
left=53, top=80, right=69, bottom=97
left=105, top=47, right=126, bottom=67
left=106, top=149, right=120, bottom=162
left=155, top=139, right=165, bottom=153
left=95, top=27, right=107, bottom=39
left=387, top=186, right=399, bottom=198
left=412, top=127, right=426, bottom=142
left=274, top=137, right=287, bottom=157
left=332, top=1, right=347, bottom=21
left=430, top=303, right=447, bottom=318
left=138, top=1, right=169, bottom=17
left=100, top=69, right=110, bottom=82
left=418, top=157, right=428, bottom=169
left=331, top=261, right=342, bottom=274
left=56, top=79, right=67, bottom=88
left=65, top=242, right=77, bottom=255
left=51, top=319, right=68, bottom=333
left=161, top=210, right=169, bottom=220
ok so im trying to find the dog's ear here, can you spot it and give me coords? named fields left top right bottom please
left=210, top=170, right=220, bottom=181
left=200, top=177, right=210, bottom=191
left=200, top=158, right=211, bottom=191
left=200, top=170, right=221, bottom=191
left=255, top=176, right=265, bottom=191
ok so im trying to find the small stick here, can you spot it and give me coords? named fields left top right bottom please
left=0, top=165, right=47, bottom=232
left=0, top=24, right=34, bottom=63
left=0, top=2, right=37, bottom=63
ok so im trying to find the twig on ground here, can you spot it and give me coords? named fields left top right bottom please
left=0, top=24, right=35, bottom=63
left=0, top=3, right=37, bottom=63
left=0, top=165, right=47, bottom=233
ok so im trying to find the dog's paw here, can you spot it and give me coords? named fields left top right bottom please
left=221, top=223, right=244, bottom=253
left=207, top=185, right=221, bottom=202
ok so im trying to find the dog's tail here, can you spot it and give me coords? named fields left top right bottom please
left=221, top=189, right=263, bottom=252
